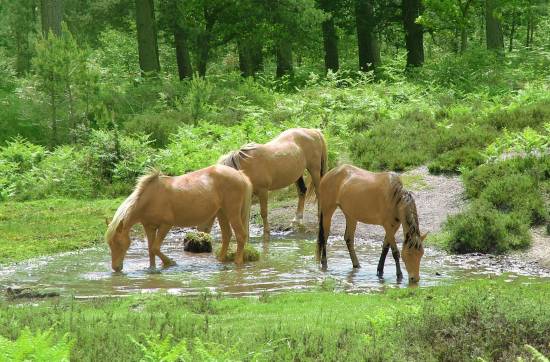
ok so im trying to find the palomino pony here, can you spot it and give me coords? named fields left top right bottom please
left=217, top=128, right=328, bottom=242
left=317, top=164, right=427, bottom=283
left=105, top=165, right=252, bottom=271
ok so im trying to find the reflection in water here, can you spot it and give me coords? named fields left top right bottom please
left=0, top=227, right=548, bottom=298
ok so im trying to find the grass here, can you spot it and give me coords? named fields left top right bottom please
left=0, top=278, right=549, bottom=361
left=0, top=198, right=120, bottom=264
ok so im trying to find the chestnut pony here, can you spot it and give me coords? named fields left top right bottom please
left=317, top=164, right=427, bottom=283
left=217, top=128, right=328, bottom=242
left=105, top=165, right=252, bottom=271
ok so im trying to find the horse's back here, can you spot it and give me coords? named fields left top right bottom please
left=139, top=165, right=247, bottom=227
left=323, top=164, right=396, bottom=225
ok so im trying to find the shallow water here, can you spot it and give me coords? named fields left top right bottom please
left=1, top=227, right=548, bottom=298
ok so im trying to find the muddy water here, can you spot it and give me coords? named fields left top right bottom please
left=1, top=227, right=548, bottom=298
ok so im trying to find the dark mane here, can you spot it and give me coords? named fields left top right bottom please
left=389, top=173, right=421, bottom=249
left=218, top=143, right=257, bottom=170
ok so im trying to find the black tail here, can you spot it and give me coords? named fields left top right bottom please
left=295, top=176, right=307, bottom=196
left=317, top=212, right=325, bottom=263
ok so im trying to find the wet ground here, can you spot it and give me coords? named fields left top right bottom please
left=1, top=225, right=548, bottom=299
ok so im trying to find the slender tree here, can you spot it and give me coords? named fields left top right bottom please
left=174, top=26, right=193, bottom=79
left=40, top=0, right=63, bottom=37
left=485, top=0, right=504, bottom=51
left=134, top=0, right=160, bottom=74
left=238, top=38, right=263, bottom=77
left=318, top=0, right=339, bottom=73
left=403, top=0, right=424, bottom=67
left=276, top=40, right=293, bottom=78
left=355, top=0, right=380, bottom=71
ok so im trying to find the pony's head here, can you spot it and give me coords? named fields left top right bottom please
left=401, top=232, right=427, bottom=284
left=399, top=191, right=427, bottom=284
left=106, top=219, right=131, bottom=272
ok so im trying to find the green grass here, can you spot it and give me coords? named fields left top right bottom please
left=0, top=198, right=120, bottom=264
left=0, top=278, right=549, bottom=361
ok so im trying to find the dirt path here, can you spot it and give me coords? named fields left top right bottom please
left=254, top=165, right=550, bottom=274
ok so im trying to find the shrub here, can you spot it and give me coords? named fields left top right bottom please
left=428, top=147, right=484, bottom=174
left=463, top=157, right=550, bottom=198
left=445, top=200, right=531, bottom=253
left=215, top=243, right=260, bottom=262
left=0, top=137, right=45, bottom=173
left=18, top=145, right=95, bottom=200
left=480, top=174, right=547, bottom=225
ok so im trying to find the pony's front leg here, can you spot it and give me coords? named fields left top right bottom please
left=258, top=189, right=270, bottom=242
left=376, top=243, right=390, bottom=277
left=391, top=243, right=403, bottom=281
left=152, top=225, right=176, bottom=268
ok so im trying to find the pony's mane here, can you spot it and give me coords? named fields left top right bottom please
left=389, top=173, right=422, bottom=249
left=218, top=143, right=257, bottom=170
left=105, top=169, right=162, bottom=244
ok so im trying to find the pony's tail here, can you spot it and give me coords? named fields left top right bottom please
left=306, top=130, right=329, bottom=201
left=240, top=174, right=253, bottom=244
left=105, top=170, right=161, bottom=243
left=317, top=212, right=326, bottom=263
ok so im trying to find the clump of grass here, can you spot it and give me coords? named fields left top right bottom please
left=183, top=231, right=213, bottom=253
left=214, top=243, right=260, bottom=262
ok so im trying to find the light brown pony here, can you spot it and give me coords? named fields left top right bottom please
left=105, top=165, right=252, bottom=272
left=317, top=164, right=427, bottom=283
left=216, top=128, right=328, bottom=241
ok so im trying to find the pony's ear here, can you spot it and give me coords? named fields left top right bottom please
left=116, top=220, right=124, bottom=233
left=421, top=232, right=429, bottom=242
left=105, top=218, right=110, bottom=226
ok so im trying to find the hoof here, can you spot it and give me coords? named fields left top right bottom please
left=353, top=264, right=361, bottom=269
left=396, top=273, right=403, bottom=281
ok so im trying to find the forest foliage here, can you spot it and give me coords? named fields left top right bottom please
left=0, top=0, right=549, bottom=254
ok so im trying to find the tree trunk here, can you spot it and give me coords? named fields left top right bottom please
left=485, top=0, right=504, bottom=52
left=355, top=0, right=380, bottom=71
left=508, top=11, right=516, bottom=52
left=525, top=16, right=531, bottom=47
left=135, top=0, right=160, bottom=74
left=460, top=27, right=468, bottom=53
left=238, top=39, right=263, bottom=77
left=174, top=27, right=193, bottom=80
left=276, top=41, right=293, bottom=78
left=321, top=16, right=339, bottom=73
left=40, top=0, right=63, bottom=37
left=402, top=0, right=424, bottom=67
left=196, top=32, right=209, bottom=77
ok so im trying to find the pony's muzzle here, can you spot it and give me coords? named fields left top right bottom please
left=112, top=264, right=123, bottom=272
left=409, top=276, right=419, bottom=284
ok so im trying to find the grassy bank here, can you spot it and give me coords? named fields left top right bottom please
left=0, top=278, right=549, bottom=361
left=0, top=198, right=119, bottom=264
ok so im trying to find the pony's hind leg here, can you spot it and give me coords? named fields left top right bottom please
left=152, top=224, right=176, bottom=268
left=217, top=212, right=232, bottom=262
left=318, top=206, right=336, bottom=269
left=258, top=189, right=270, bottom=242
left=227, top=214, right=247, bottom=265
left=292, top=177, right=307, bottom=226
left=344, top=216, right=360, bottom=268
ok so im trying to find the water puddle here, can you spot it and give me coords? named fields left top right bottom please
left=1, top=227, right=548, bottom=298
